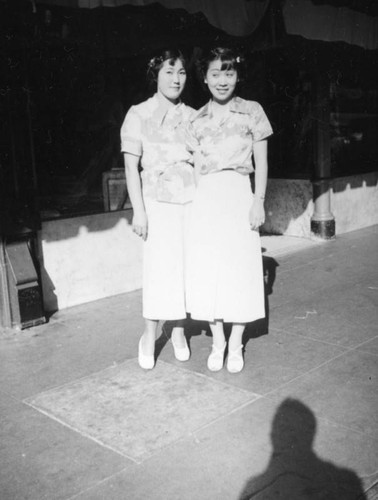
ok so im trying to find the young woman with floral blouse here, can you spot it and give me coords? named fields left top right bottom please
left=121, top=49, right=195, bottom=369
left=186, top=47, right=273, bottom=373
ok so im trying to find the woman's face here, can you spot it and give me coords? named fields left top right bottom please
left=205, top=59, right=238, bottom=104
left=157, top=59, right=187, bottom=103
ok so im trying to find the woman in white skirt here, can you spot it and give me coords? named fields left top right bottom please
left=120, top=49, right=195, bottom=369
left=186, top=47, right=273, bottom=373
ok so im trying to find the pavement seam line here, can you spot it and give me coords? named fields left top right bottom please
left=191, top=395, right=265, bottom=436
left=230, top=394, right=378, bottom=440
left=288, top=408, right=378, bottom=440
left=0, top=388, right=26, bottom=404
left=134, top=395, right=266, bottom=466
left=23, top=400, right=140, bottom=464
left=22, top=358, right=136, bottom=403
left=65, top=465, right=133, bottom=500
left=263, top=244, right=322, bottom=258
left=275, top=239, right=375, bottom=274
left=22, top=356, right=259, bottom=405
left=156, top=359, right=263, bottom=396
left=275, top=254, right=337, bottom=275
left=276, top=328, right=378, bottom=358
left=268, top=326, right=353, bottom=350
left=344, top=335, right=378, bottom=356
left=261, top=348, right=358, bottom=398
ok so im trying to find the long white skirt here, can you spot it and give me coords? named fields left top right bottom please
left=186, top=171, right=265, bottom=323
left=143, top=199, right=190, bottom=321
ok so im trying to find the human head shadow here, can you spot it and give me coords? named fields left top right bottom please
left=243, top=252, right=279, bottom=347
left=239, top=398, right=366, bottom=500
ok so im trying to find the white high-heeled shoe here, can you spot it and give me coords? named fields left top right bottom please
left=207, top=342, right=226, bottom=372
left=226, top=345, right=244, bottom=373
left=171, top=336, right=190, bottom=361
left=138, top=338, right=155, bottom=370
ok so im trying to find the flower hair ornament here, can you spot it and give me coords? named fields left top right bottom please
left=148, top=56, right=164, bottom=68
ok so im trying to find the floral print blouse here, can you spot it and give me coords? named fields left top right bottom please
left=120, top=94, right=195, bottom=202
left=186, top=96, right=273, bottom=176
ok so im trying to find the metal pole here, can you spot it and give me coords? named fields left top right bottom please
left=311, top=72, right=335, bottom=239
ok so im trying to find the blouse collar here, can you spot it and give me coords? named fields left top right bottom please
left=192, top=96, right=249, bottom=121
left=149, top=93, right=184, bottom=126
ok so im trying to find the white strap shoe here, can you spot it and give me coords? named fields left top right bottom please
left=226, top=345, right=244, bottom=373
left=138, top=338, right=155, bottom=370
left=207, top=342, right=226, bottom=372
left=172, top=336, right=190, bottom=361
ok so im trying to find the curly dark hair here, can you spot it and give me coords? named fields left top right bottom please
left=146, top=48, right=187, bottom=84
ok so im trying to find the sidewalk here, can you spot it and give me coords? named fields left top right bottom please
left=1, top=226, right=377, bottom=500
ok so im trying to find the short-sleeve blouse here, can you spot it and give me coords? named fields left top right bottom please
left=120, top=94, right=194, bottom=200
left=186, top=96, right=273, bottom=176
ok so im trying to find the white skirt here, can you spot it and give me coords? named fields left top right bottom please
left=186, top=171, right=265, bottom=323
left=143, top=199, right=190, bottom=320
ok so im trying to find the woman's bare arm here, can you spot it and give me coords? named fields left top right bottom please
left=124, top=152, right=148, bottom=240
left=249, top=139, right=268, bottom=230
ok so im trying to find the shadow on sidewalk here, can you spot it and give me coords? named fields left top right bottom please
left=243, top=253, right=279, bottom=346
left=239, top=398, right=367, bottom=500
left=154, top=318, right=210, bottom=360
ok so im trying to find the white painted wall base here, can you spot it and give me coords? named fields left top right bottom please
left=262, top=172, right=378, bottom=238
left=331, top=172, right=378, bottom=234
left=39, top=210, right=143, bottom=312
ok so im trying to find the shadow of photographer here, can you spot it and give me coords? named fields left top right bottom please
left=239, top=398, right=366, bottom=500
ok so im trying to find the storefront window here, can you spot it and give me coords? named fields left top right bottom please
left=330, top=82, right=378, bottom=177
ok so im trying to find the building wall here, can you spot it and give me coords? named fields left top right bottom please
left=331, top=172, right=378, bottom=234
left=39, top=210, right=142, bottom=312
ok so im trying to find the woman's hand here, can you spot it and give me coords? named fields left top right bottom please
left=249, top=198, right=265, bottom=231
left=132, top=210, right=148, bottom=240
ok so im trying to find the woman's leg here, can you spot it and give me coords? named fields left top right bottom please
left=228, top=323, right=246, bottom=351
left=171, top=318, right=190, bottom=361
left=207, top=320, right=226, bottom=371
left=209, top=320, right=226, bottom=348
left=140, top=318, right=159, bottom=356
left=171, top=319, right=187, bottom=348
left=227, top=322, right=246, bottom=373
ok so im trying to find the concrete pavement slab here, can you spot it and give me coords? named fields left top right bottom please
left=68, top=397, right=273, bottom=500
left=265, top=226, right=377, bottom=293
left=267, top=349, right=377, bottom=436
left=266, top=251, right=376, bottom=313
left=0, top=292, right=144, bottom=400
left=0, top=392, right=131, bottom=500
left=1, top=225, right=377, bottom=499
left=269, top=283, right=378, bottom=348
left=159, top=326, right=347, bottom=395
left=356, top=336, right=378, bottom=357
left=25, top=360, right=259, bottom=463
left=69, top=397, right=376, bottom=500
